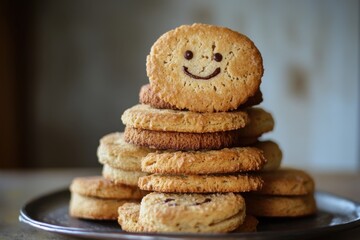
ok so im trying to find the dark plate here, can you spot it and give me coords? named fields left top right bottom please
left=19, top=189, right=360, bottom=239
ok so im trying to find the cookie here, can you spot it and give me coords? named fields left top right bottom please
left=232, top=215, right=258, bottom=232
left=147, top=23, right=263, bottom=112
left=141, top=147, right=266, bottom=174
left=253, top=140, right=282, bottom=171
left=139, top=84, right=263, bottom=110
left=254, top=168, right=315, bottom=196
left=238, top=107, right=274, bottom=137
left=118, top=202, right=256, bottom=233
left=244, top=194, right=317, bottom=217
left=118, top=203, right=145, bottom=232
left=139, top=192, right=245, bottom=233
left=138, top=174, right=263, bottom=193
left=69, top=192, right=138, bottom=220
left=102, top=164, right=148, bottom=186
left=124, top=127, right=258, bottom=151
left=121, top=104, right=248, bottom=133
left=70, top=176, right=144, bottom=199
left=97, top=132, right=154, bottom=171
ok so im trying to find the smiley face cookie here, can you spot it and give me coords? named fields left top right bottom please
left=147, top=23, right=263, bottom=112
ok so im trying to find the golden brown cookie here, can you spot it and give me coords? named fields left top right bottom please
left=70, top=176, right=144, bottom=199
left=238, top=107, right=274, bottom=137
left=254, top=168, right=315, bottom=196
left=147, top=23, right=263, bottom=112
left=118, top=203, right=145, bottom=232
left=138, top=174, right=263, bottom=193
left=232, top=215, right=259, bottom=232
left=97, top=132, right=154, bottom=171
left=244, top=194, right=317, bottom=217
left=253, top=140, right=282, bottom=171
left=119, top=192, right=245, bottom=233
left=69, top=192, right=138, bottom=220
left=124, top=126, right=258, bottom=151
left=121, top=104, right=248, bottom=133
left=102, top=164, right=148, bottom=187
left=139, top=84, right=263, bottom=110
left=141, top=147, right=266, bottom=174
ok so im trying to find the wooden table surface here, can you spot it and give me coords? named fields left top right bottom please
left=0, top=168, right=359, bottom=240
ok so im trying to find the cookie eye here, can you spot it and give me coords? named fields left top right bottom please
left=214, top=53, right=223, bottom=62
left=184, top=50, right=193, bottom=60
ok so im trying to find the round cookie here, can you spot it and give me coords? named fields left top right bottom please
left=244, top=194, right=317, bottom=217
left=118, top=202, right=257, bottom=233
left=97, top=132, right=154, bottom=171
left=139, top=84, right=263, bottom=110
left=255, top=168, right=315, bottom=196
left=102, top=164, right=148, bottom=187
left=147, top=23, right=263, bottom=112
left=118, top=203, right=145, bottom=232
left=69, top=192, right=138, bottom=220
left=70, top=176, right=144, bottom=199
left=253, top=140, right=282, bottom=171
left=238, top=107, right=274, bottom=137
left=138, top=174, right=263, bottom=193
left=139, top=192, right=245, bottom=233
left=124, top=126, right=258, bottom=151
left=121, top=104, right=248, bottom=133
left=141, top=147, right=266, bottom=174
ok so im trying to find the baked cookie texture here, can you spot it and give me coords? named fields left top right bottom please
left=136, top=192, right=245, bottom=233
left=102, top=164, right=148, bottom=187
left=139, top=83, right=263, bottom=110
left=254, top=168, right=315, bottom=196
left=124, top=126, right=258, bottom=151
left=147, top=23, right=263, bottom=112
left=138, top=174, right=263, bottom=193
left=121, top=104, right=249, bottom=133
left=70, top=176, right=144, bottom=199
left=244, top=194, right=317, bottom=217
left=97, top=132, right=154, bottom=171
left=253, top=140, right=282, bottom=171
left=118, top=203, right=258, bottom=233
left=238, top=107, right=274, bottom=137
left=69, top=192, right=138, bottom=220
left=141, top=147, right=266, bottom=174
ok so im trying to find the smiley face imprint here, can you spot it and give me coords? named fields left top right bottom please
left=183, top=50, right=223, bottom=80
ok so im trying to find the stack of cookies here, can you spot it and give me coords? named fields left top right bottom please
left=69, top=23, right=317, bottom=233
left=117, top=23, right=292, bottom=233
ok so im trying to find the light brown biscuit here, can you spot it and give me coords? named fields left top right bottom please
left=232, top=215, right=259, bottom=232
left=147, top=23, right=263, bottom=112
left=253, top=140, right=282, bottom=171
left=97, top=132, right=154, bottom=171
left=244, top=194, right=317, bottom=217
left=254, top=168, right=315, bottom=196
left=69, top=192, right=138, bottom=220
left=121, top=104, right=248, bottom=133
left=141, top=147, right=266, bottom=174
left=118, top=203, right=145, bottom=232
left=238, top=108, right=274, bottom=137
left=139, top=84, right=263, bottom=110
left=124, top=126, right=258, bottom=151
left=138, top=174, right=263, bottom=193
left=140, top=192, right=245, bottom=233
left=102, top=164, right=148, bottom=187
left=70, top=176, right=144, bottom=199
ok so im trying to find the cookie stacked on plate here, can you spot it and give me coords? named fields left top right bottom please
left=117, top=23, right=284, bottom=233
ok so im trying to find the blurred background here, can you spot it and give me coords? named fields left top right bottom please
left=1, top=0, right=359, bottom=172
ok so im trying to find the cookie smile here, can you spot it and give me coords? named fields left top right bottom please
left=183, top=66, right=221, bottom=80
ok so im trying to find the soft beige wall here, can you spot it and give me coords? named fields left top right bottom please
left=31, top=0, right=359, bottom=171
